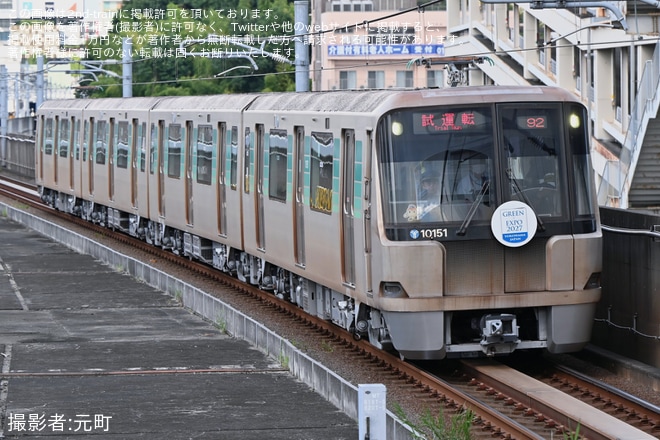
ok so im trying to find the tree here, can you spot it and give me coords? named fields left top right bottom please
left=84, top=0, right=297, bottom=97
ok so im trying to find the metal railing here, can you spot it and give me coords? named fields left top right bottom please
left=597, top=43, right=660, bottom=208
left=0, top=134, right=35, bottom=180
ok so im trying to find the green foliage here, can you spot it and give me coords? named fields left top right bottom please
left=563, top=423, right=581, bottom=440
left=263, top=63, right=295, bottom=92
left=84, top=0, right=296, bottom=97
left=394, top=403, right=474, bottom=440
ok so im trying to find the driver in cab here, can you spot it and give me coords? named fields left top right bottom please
left=457, top=159, right=489, bottom=202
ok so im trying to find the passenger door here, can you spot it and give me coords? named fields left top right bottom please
left=341, top=129, right=356, bottom=286
left=293, top=126, right=306, bottom=267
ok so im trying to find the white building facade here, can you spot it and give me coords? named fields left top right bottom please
left=312, top=0, right=660, bottom=209
left=312, top=0, right=448, bottom=90
left=1, top=0, right=121, bottom=109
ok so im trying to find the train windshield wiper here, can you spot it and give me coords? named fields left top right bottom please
left=505, top=169, right=546, bottom=232
left=456, top=180, right=490, bottom=236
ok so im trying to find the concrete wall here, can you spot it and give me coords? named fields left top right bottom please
left=597, top=207, right=660, bottom=369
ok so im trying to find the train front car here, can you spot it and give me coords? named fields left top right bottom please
left=372, top=86, right=601, bottom=360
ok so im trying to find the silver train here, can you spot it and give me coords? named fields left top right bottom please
left=35, top=86, right=602, bottom=360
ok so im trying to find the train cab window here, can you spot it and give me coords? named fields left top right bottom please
left=44, top=118, right=53, bottom=155
left=59, top=118, right=70, bottom=158
left=95, top=120, right=107, bottom=165
left=229, top=126, right=238, bottom=190
left=567, top=103, right=597, bottom=233
left=499, top=105, right=565, bottom=218
left=116, top=121, right=129, bottom=169
left=196, top=125, right=213, bottom=185
left=310, top=131, right=334, bottom=213
left=378, top=106, right=495, bottom=227
left=167, top=123, right=182, bottom=178
left=378, top=102, right=583, bottom=241
left=268, top=129, right=287, bottom=201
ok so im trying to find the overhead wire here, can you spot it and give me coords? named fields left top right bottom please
left=33, top=0, right=660, bottom=88
left=72, top=33, right=660, bottom=91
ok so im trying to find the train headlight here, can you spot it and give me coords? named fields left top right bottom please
left=391, top=121, right=403, bottom=136
left=584, top=272, right=601, bottom=290
left=569, top=113, right=581, bottom=129
left=382, top=282, right=407, bottom=298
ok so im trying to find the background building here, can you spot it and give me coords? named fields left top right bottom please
left=314, top=6, right=447, bottom=90
left=1, top=0, right=119, bottom=110
left=311, top=0, right=660, bottom=210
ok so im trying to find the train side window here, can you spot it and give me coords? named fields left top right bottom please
left=196, top=124, right=213, bottom=185
left=44, top=118, right=53, bottom=155
left=310, top=131, right=334, bottom=214
left=73, top=119, right=80, bottom=160
left=217, top=122, right=226, bottom=185
left=167, top=123, right=182, bottom=179
left=229, top=125, right=238, bottom=190
left=139, top=122, right=146, bottom=172
left=59, top=118, right=70, bottom=158
left=149, top=123, right=157, bottom=174
left=95, top=120, right=107, bottom=165
left=82, top=120, right=89, bottom=162
left=116, top=121, right=129, bottom=169
left=243, top=127, right=251, bottom=193
left=268, top=129, right=288, bottom=201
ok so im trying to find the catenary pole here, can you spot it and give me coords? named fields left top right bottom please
left=294, top=1, right=310, bottom=92
left=123, top=38, right=133, bottom=98
left=0, top=65, right=7, bottom=167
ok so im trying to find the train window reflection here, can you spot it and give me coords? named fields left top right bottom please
left=379, top=102, right=572, bottom=234
left=59, top=118, right=70, bottom=158
left=44, top=118, right=53, bottom=155
left=500, top=105, right=564, bottom=218
left=149, top=123, right=157, bottom=174
left=268, top=129, right=288, bottom=202
left=139, top=122, right=146, bottom=172
left=229, top=126, right=238, bottom=190
left=95, top=120, right=107, bottom=165
left=379, top=105, right=495, bottom=225
left=167, top=123, right=182, bottom=179
left=116, top=121, right=129, bottom=169
left=310, top=132, right=334, bottom=214
left=74, top=119, right=81, bottom=161
left=567, top=104, right=596, bottom=220
left=196, top=125, right=213, bottom=185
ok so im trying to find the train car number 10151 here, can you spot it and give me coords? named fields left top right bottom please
left=419, top=228, right=448, bottom=239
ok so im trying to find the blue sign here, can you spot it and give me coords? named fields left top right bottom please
left=328, top=44, right=445, bottom=57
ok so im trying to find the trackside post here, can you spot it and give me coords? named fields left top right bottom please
left=358, top=384, right=386, bottom=439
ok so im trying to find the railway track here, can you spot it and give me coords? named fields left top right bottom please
left=529, top=361, right=660, bottom=436
left=450, top=358, right=660, bottom=439
left=0, top=176, right=657, bottom=440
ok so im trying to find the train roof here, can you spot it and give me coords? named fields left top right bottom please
left=38, top=97, right=163, bottom=113
left=37, top=86, right=581, bottom=116
left=243, top=86, right=581, bottom=114
left=151, top=94, right=259, bottom=112
left=83, top=96, right=162, bottom=110
left=245, top=90, right=395, bottom=113
left=415, top=85, right=581, bottom=103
